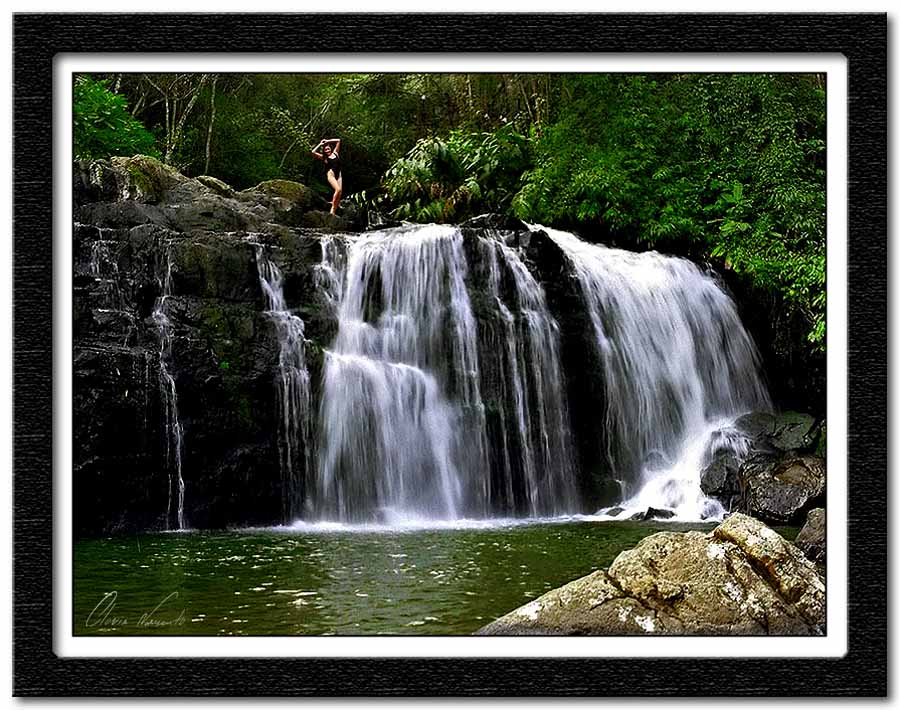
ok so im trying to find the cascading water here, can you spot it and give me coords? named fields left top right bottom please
left=259, top=221, right=767, bottom=525
left=255, top=245, right=313, bottom=522
left=152, top=243, right=186, bottom=531
left=316, top=225, right=487, bottom=523
left=87, top=225, right=137, bottom=344
left=314, top=225, right=580, bottom=524
left=478, top=237, right=578, bottom=516
left=540, top=226, right=771, bottom=519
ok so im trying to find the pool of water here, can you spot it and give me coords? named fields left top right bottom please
left=73, top=519, right=796, bottom=636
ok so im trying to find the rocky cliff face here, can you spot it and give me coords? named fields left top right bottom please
left=73, top=156, right=360, bottom=535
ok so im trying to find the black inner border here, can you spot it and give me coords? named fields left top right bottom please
left=13, top=12, right=886, bottom=697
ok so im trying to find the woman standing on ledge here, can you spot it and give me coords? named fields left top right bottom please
left=311, top=138, right=342, bottom=215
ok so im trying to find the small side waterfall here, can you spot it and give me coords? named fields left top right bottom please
left=152, top=243, right=186, bottom=531
left=541, top=227, right=771, bottom=519
left=87, top=225, right=137, bottom=344
left=255, top=246, right=313, bottom=522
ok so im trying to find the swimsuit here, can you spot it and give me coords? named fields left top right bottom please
left=324, top=154, right=342, bottom=180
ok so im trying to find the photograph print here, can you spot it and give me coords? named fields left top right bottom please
left=72, top=70, right=827, bottom=637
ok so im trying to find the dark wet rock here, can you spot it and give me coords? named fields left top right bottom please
left=629, top=507, right=676, bottom=521
left=302, top=210, right=351, bottom=232
left=72, top=156, right=343, bottom=536
left=735, top=410, right=822, bottom=455
left=523, top=227, right=614, bottom=508
left=699, top=426, right=750, bottom=512
left=366, top=210, right=402, bottom=230
left=735, top=411, right=776, bottom=441
left=770, top=411, right=820, bottom=452
left=460, top=213, right=531, bottom=233
left=477, top=513, right=824, bottom=636
left=794, top=507, right=826, bottom=565
left=743, top=453, right=825, bottom=525
left=603, top=506, right=625, bottom=518
left=700, top=449, right=741, bottom=498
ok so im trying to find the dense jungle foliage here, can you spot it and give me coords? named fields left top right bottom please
left=73, top=72, right=826, bottom=348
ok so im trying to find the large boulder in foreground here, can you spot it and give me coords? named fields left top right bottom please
left=476, top=514, right=824, bottom=636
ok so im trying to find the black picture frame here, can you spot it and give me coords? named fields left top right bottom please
left=13, top=12, right=886, bottom=697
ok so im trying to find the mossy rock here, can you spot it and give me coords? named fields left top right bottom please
left=110, top=155, right=186, bottom=204
left=243, top=179, right=314, bottom=208
left=196, top=175, right=235, bottom=198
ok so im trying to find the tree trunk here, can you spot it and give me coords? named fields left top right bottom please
left=204, top=76, right=217, bottom=174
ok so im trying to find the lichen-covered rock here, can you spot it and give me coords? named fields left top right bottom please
left=196, top=174, right=235, bottom=197
left=477, top=514, right=824, bottom=635
left=242, top=179, right=314, bottom=207
left=794, top=508, right=826, bottom=565
left=110, top=154, right=188, bottom=203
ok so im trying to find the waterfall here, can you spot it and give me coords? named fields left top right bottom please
left=260, top=222, right=768, bottom=524
left=540, top=226, right=771, bottom=519
left=255, top=245, right=313, bottom=523
left=89, top=227, right=125, bottom=311
left=152, top=243, right=186, bottom=531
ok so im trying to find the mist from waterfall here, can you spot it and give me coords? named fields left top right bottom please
left=540, top=226, right=771, bottom=520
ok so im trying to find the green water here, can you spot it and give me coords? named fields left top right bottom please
left=74, top=519, right=793, bottom=636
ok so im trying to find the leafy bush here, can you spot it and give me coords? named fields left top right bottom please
left=73, top=75, right=157, bottom=161
left=383, top=125, right=529, bottom=223
left=513, top=74, right=826, bottom=348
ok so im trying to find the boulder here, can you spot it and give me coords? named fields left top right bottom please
left=735, top=410, right=821, bottom=454
left=196, top=175, right=235, bottom=197
left=242, top=179, right=314, bottom=208
left=770, top=411, right=820, bottom=452
left=110, top=154, right=188, bottom=203
left=302, top=210, right=351, bottom=232
left=477, top=514, right=824, bottom=636
left=734, top=411, right=776, bottom=441
left=75, top=156, right=323, bottom=233
left=794, top=508, right=826, bottom=565
left=628, top=507, right=676, bottom=521
left=743, top=453, right=825, bottom=525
